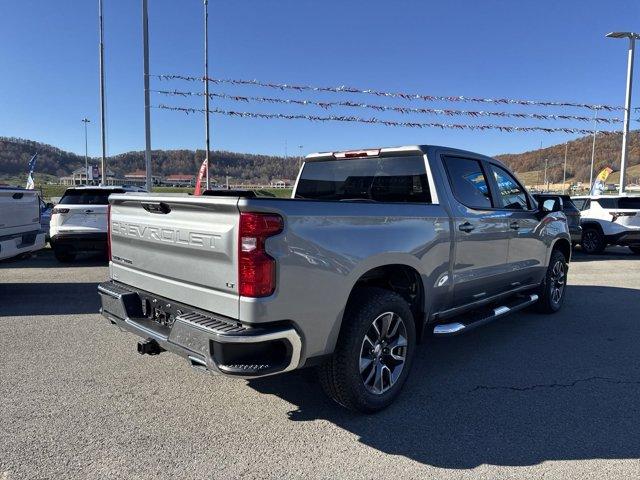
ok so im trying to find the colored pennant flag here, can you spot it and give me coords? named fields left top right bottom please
left=194, top=158, right=208, bottom=195
left=590, top=166, right=616, bottom=196
left=25, top=153, right=38, bottom=189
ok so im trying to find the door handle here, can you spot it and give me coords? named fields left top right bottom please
left=459, top=222, right=475, bottom=233
left=509, top=221, right=519, bottom=230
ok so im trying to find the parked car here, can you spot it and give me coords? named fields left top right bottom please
left=98, top=145, right=571, bottom=413
left=0, top=187, right=46, bottom=260
left=39, top=197, right=53, bottom=241
left=50, top=185, right=145, bottom=262
left=534, top=194, right=582, bottom=244
left=571, top=194, right=640, bottom=254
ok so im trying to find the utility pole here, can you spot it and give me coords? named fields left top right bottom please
left=82, top=118, right=91, bottom=185
left=298, top=145, right=304, bottom=170
left=589, top=108, right=598, bottom=188
left=143, top=0, right=153, bottom=191
left=538, top=140, right=543, bottom=191
left=563, top=142, right=568, bottom=194
left=203, top=0, right=211, bottom=190
left=98, top=0, right=107, bottom=186
left=543, top=158, right=549, bottom=192
left=606, top=32, right=639, bottom=194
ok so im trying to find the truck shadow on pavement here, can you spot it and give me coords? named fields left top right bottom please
left=570, top=246, right=640, bottom=262
left=248, top=284, right=640, bottom=469
left=0, top=248, right=107, bottom=268
left=0, top=283, right=101, bottom=316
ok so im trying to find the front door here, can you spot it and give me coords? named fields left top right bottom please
left=441, top=156, right=510, bottom=307
left=486, top=163, right=547, bottom=287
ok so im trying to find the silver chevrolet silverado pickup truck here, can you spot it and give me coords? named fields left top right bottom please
left=98, top=145, right=571, bottom=412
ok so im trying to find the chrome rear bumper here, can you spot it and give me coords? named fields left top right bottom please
left=98, top=281, right=302, bottom=378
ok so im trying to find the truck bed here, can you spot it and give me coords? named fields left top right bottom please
left=107, top=192, right=451, bottom=359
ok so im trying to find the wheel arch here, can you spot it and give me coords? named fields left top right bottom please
left=334, top=263, right=426, bottom=347
left=551, top=237, right=571, bottom=263
left=580, top=221, right=604, bottom=235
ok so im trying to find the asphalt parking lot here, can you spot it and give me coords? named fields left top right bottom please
left=1, top=248, right=639, bottom=479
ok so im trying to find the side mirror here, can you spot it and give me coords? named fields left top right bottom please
left=540, top=198, right=561, bottom=214
left=46, top=202, right=54, bottom=209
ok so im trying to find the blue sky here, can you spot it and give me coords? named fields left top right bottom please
left=0, top=0, right=638, bottom=159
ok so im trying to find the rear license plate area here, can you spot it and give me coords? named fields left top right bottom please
left=139, top=294, right=182, bottom=328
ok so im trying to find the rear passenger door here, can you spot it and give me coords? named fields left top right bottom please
left=441, top=156, right=510, bottom=307
left=486, top=163, right=546, bottom=287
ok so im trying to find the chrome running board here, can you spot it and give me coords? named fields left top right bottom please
left=433, top=294, right=539, bottom=337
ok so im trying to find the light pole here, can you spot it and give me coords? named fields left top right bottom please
left=203, top=0, right=211, bottom=190
left=298, top=145, right=304, bottom=170
left=143, top=0, right=153, bottom=192
left=563, top=142, right=568, bottom=194
left=543, top=158, right=549, bottom=192
left=606, top=31, right=640, bottom=194
left=589, top=108, right=598, bottom=188
left=98, top=0, right=107, bottom=186
left=82, top=118, right=91, bottom=185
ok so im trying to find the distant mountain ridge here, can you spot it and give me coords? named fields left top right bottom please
left=2, top=132, right=640, bottom=185
left=0, top=137, right=299, bottom=183
left=496, top=130, right=640, bottom=184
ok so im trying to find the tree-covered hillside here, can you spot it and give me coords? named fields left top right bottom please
left=497, top=130, right=640, bottom=184
left=0, top=137, right=299, bottom=183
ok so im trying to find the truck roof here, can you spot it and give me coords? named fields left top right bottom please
left=305, top=144, right=501, bottom=164
left=64, top=185, right=146, bottom=192
left=0, top=186, right=39, bottom=193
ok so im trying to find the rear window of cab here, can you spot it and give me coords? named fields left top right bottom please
left=295, top=155, right=431, bottom=203
left=59, top=189, right=125, bottom=205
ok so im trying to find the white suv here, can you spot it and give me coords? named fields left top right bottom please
left=572, top=194, right=640, bottom=254
left=50, top=186, right=144, bottom=262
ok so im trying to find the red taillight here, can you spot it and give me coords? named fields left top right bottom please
left=238, top=212, right=283, bottom=297
left=107, top=204, right=112, bottom=261
left=51, top=207, right=70, bottom=214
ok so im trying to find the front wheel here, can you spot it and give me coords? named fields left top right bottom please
left=318, top=288, right=416, bottom=413
left=536, top=250, right=568, bottom=314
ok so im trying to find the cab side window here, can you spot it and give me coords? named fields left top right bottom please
left=442, top=156, right=493, bottom=209
left=572, top=198, right=586, bottom=210
left=488, top=165, right=530, bottom=210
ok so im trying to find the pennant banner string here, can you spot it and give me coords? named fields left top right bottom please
left=155, top=104, right=620, bottom=135
left=152, top=89, right=624, bottom=124
left=153, top=74, right=623, bottom=112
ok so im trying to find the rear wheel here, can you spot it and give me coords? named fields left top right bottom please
left=629, top=246, right=640, bottom=255
left=318, top=288, right=416, bottom=413
left=581, top=227, right=606, bottom=254
left=53, top=246, right=76, bottom=263
left=536, top=250, right=568, bottom=314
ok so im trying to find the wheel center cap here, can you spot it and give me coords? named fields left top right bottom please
left=374, top=344, right=382, bottom=356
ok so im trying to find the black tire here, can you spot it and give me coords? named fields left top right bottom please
left=581, top=227, right=606, bottom=254
left=53, top=246, right=76, bottom=263
left=629, top=246, right=640, bottom=255
left=318, top=288, right=416, bottom=413
left=536, top=250, right=568, bottom=314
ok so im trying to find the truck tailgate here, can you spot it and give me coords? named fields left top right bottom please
left=0, top=190, right=40, bottom=237
left=108, top=194, right=240, bottom=318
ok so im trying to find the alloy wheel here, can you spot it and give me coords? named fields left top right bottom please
left=549, top=260, right=566, bottom=305
left=582, top=231, right=598, bottom=252
left=359, top=312, right=408, bottom=395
